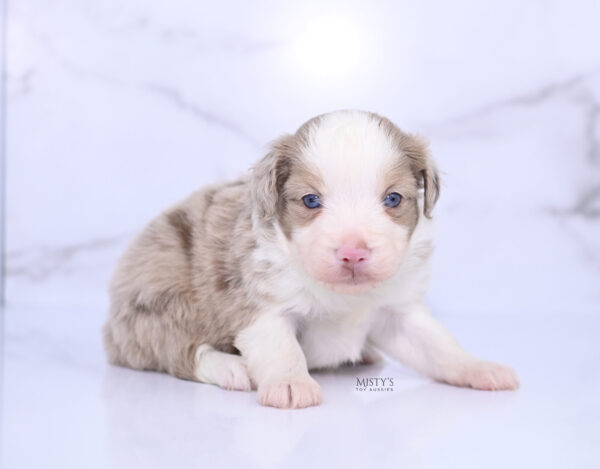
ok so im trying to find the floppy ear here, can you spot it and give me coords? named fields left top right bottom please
left=401, top=135, right=440, bottom=218
left=250, top=135, right=294, bottom=221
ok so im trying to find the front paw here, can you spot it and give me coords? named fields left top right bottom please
left=258, top=376, right=322, bottom=409
left=448, top=360, right=520, bottom=391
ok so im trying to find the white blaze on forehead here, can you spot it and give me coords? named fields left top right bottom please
left=301, top=111, right=399, bottom=204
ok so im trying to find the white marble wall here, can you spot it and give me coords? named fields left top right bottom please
left=0, top=0, right=5, bottom=304
left=5, top=0, right=600, bottom=314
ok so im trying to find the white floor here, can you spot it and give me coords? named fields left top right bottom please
left=1, top=305, right=599, bottom=469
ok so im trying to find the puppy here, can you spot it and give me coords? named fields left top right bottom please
left=103, top=110, right=519, bottom=408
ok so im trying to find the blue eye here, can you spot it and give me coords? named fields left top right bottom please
left=384, top=192, right=402, bottom=208
left=302, top=194, right=322, bottom=209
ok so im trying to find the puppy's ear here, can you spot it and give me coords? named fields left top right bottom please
left=251, top=135, right=294, bottom=221
left=402, top=135, right=440, bottom=218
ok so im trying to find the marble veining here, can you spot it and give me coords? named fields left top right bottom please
left=142, top=83, right=261, bottom=145
left=4, top=0, right=600, bottom=315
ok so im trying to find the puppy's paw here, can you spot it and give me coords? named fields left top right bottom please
left=195, top=346, right=252, bottom=391
left=258, top=376, right=322, bottom=409
left=216, top=357, right=253, bottom=391
left=449, top=361, right=520, bottom=391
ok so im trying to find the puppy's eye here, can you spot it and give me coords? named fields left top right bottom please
left=384, top=192, right=403, bottom=208
left=302, top=194, right=322, bottom=209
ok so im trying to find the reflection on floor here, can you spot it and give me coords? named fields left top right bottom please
left=2, top=305, right=599, bottom=469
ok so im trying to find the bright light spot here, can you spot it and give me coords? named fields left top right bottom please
left=294, top=15, right=364, bottom=78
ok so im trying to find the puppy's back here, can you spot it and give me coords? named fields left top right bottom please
left=103, top=179, right=259, bottom=379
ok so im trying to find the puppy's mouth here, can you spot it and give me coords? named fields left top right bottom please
left=321, top=266, right=382, bottom=293
left=339, top=266, right=372, bottom=284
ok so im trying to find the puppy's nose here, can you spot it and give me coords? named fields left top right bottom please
left=336, top=246, right=370, bottom=267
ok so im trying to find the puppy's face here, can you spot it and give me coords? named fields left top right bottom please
left=252, top=111, right=439, bottom=294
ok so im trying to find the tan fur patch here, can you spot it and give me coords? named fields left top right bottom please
left=167, top=209, right=194, bottom=257
left=104, top=181, right=266, bottom=381
left=380, top=158, right=420, bottom=234
left=373, top=113, right=440, bottom=218
left=251, top=120, right=327, bottom=239
left=278, top=158, right=325, bottom=239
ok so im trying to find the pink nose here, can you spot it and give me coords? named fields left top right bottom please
left=336, top=246, right=370, bottom=267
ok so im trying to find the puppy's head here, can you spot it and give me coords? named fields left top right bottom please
left=251, top=111, right=439, bottom=294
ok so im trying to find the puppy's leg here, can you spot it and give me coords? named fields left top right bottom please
left=358, top=342, right=384, bottom=366
left=194, top=345, right=252, bottom=391
left=235, top=314, right=322, bottom=409
left=370, top=304, right=519, bottom=390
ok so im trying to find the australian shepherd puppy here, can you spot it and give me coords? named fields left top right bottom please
left=103, top=110, right=519, bottom=408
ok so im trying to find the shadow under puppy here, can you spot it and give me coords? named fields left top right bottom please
left=103, top=110, right=519, bottom=409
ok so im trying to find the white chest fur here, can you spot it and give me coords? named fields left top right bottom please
left=298, top=306, right=375, bottom=370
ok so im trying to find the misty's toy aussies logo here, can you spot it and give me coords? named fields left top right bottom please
left=355, top=377, right=395, bottom=392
